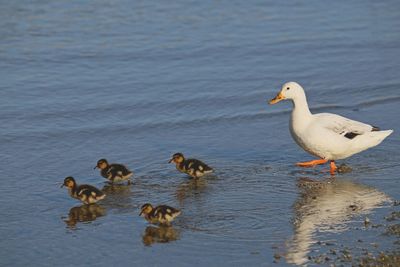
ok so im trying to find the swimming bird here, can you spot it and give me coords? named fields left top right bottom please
left=139, top=203, right=181, bottom=226
left=94, top=158, right=133, bottom=184
left=269, top=82, right=393, bottom=175
left=168, top=152, right=213, bottom=178
left=61, top=176, right=106, bottom=204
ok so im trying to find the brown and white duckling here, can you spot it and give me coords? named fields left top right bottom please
left=94, top=158, right=133, bottom=184
left=139, top=203, right=181, bottom=226
left=168, top=152, right=213, bottom=178
left=61, top=176, right=106, bottom=204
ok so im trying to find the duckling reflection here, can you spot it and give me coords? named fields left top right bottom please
left=142, top=225, right=180, bottom=246
left=63, top=204, right=106, bottom=229
left=286, top=177, right=390, bottom=265
left=175, top=177, right=208, bottom=204
left=101, top=183, right=132, bottom=195
left=101, top=183, right=133, bottom=213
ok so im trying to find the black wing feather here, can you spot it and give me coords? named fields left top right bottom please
left=77, top=185, right=104, bottom=197
left=185, top=159, right=212, bottom=171
left=110, top=164, right=131, bottom=175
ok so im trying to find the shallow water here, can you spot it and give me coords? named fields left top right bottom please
left=1, top=1, right=400, bottom=266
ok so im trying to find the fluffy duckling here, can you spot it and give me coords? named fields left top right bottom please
left=94, top=158, right=133, bottom=184
left=61, top=176, right=106, bottom=204
left=139, top=203, right=181, bottom=226
left=168, top=152, right=213, bottom=178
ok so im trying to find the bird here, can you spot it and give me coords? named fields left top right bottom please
left=61, top=176, right=106, bottom=204
left=94, top=158, right=133, bottom=184
left=168, top=152, right=213, bottom=178
left=269, top=82, right=393, bottom=175
left=139, top=203, right=181, bottom=226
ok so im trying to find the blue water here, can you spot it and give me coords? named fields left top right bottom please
left=1, top=1, right=399, bottom=266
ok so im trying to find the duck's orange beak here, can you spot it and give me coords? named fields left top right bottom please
left=269, top=92, right=285, bottom=105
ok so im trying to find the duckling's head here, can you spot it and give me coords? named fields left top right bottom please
left=269, top=82, right=305, bottom=104
left=140, top=203, right=154, bottom=216
left=94, top=159, right=109, bottom=170
left=61, top=176, right=76, bottom=189
left=168, top=153, right=185, bottom=164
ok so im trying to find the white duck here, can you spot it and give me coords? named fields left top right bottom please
left=269, top=82, right=393, bottom=174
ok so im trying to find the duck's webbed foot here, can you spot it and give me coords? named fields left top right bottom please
left=296, top=159, right=328, bottom=167
left=330, top=160, right=337, bottom=175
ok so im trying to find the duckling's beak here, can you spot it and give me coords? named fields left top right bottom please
left=93, top=166, right=98, bottom=169
left=168, top=158, right=173, bottom=163
left=269, top=91, right=285, bottom=105
left=139, top=210, right=143, bottom=216
left=60, top=184, right=64, bottom=188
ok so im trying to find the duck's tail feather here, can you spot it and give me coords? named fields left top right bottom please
left=352, top=129, right=393, bottom=154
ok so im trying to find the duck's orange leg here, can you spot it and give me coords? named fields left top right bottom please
left=296, top=159, right=328, bottom=167
left=330, top=160, right=337, bottom=175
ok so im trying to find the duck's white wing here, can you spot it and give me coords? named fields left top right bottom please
left=313, top=113, right=377, bottom=139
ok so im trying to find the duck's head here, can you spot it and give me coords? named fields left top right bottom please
left=269, top=82, right=304, bottom=104
left=94, top=158, right=109, bottom=170
left=140, top=203, right=154, bottom=216
left=61, top=176, right=76, bottom=189
left=168, top=153, right=185, bottom=164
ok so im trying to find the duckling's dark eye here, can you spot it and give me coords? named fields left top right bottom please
left=286, top=87, right=290, bottom=90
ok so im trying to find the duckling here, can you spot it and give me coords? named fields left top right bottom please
left=168, top=152, right=213, bottom=178
left=139, top=203, right=181, bottom=226
left=94, top=158, right=133, bottom=184
left=61, top=176, right=106, bottom=204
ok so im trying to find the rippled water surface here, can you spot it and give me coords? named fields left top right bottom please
left=1, top=1, right=400, bottom=266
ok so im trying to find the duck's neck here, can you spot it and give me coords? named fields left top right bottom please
left=101, top=168, right=109, bottom=177
left=178, top=159, right=186, bottom=168
left=291, top=93, right=312, bottom=125
left=69, top=184, right=78, bottom=196
left=147, top=209, right=156, bottom=219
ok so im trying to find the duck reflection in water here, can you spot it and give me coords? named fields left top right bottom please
left=63, top=204, right=106, bottom=229
left=101, top=183, right=133, bottom=211
left=175, top=177, right=208, bottom=205
left=286, top=177, right=390, bottom=265
left=142, top=225, right=180, bottom=246
left=101, top=183, right=132, bottom=196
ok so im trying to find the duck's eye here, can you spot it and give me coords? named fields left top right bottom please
left=286, top=87, right=290, bottom=90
